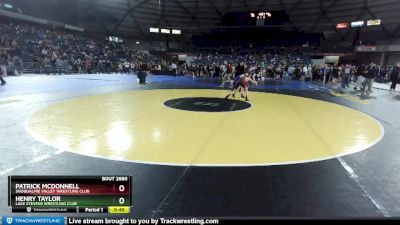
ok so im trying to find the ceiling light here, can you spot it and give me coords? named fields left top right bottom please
left=172, top=29, right=181, bottom=35
left=149, top=27, right=159, bottom=33
left=160, top=28, right=171, bottom=34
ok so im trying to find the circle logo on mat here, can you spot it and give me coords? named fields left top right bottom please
left=164, top=97, right=251, bottom=112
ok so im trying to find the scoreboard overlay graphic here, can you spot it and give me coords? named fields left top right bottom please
left=8, top=176, right=132, bottom=213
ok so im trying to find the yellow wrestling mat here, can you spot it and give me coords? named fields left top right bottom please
left=26, top=89, right=384, bottom=166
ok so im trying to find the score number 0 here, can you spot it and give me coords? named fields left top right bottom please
left=118, top=184, right=126, bottom=205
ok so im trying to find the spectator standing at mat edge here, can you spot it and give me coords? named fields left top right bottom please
left=353, top=65, right=365, bottom=91
left=362, top=63, right=377, bottom=96
left=390, top=62, right=400, bottom=94
left=137, top=61, right=150, bottom=84
left=341, top=64, right=351, bottom=89
left=0, top=55, right=7, bottom=85
left=0, top=67, right=6, bottom=85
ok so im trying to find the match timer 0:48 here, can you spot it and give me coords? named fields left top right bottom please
left=109, top=206, right=130, bottom=214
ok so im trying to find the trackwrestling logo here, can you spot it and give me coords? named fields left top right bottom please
left=2, top=217, right=65, bottom=225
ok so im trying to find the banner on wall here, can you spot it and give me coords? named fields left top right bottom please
left=355, top=45, right=377, bottom=52
left=323, top=56, right=340, bottom=64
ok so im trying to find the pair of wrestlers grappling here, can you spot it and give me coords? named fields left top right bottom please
left=225, top=71, right=258, bottom=101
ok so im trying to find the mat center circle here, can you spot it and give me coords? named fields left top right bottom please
left=164, top=97, right=251, bottom=112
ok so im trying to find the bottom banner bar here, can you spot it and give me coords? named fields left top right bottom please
left=66, top=217, right=220, bottom=225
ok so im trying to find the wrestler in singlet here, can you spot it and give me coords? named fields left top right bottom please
left=234, top=76, right=249, bottom=89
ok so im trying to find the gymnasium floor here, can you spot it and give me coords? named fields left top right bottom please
left=0, top=74, right=400, bottom=217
